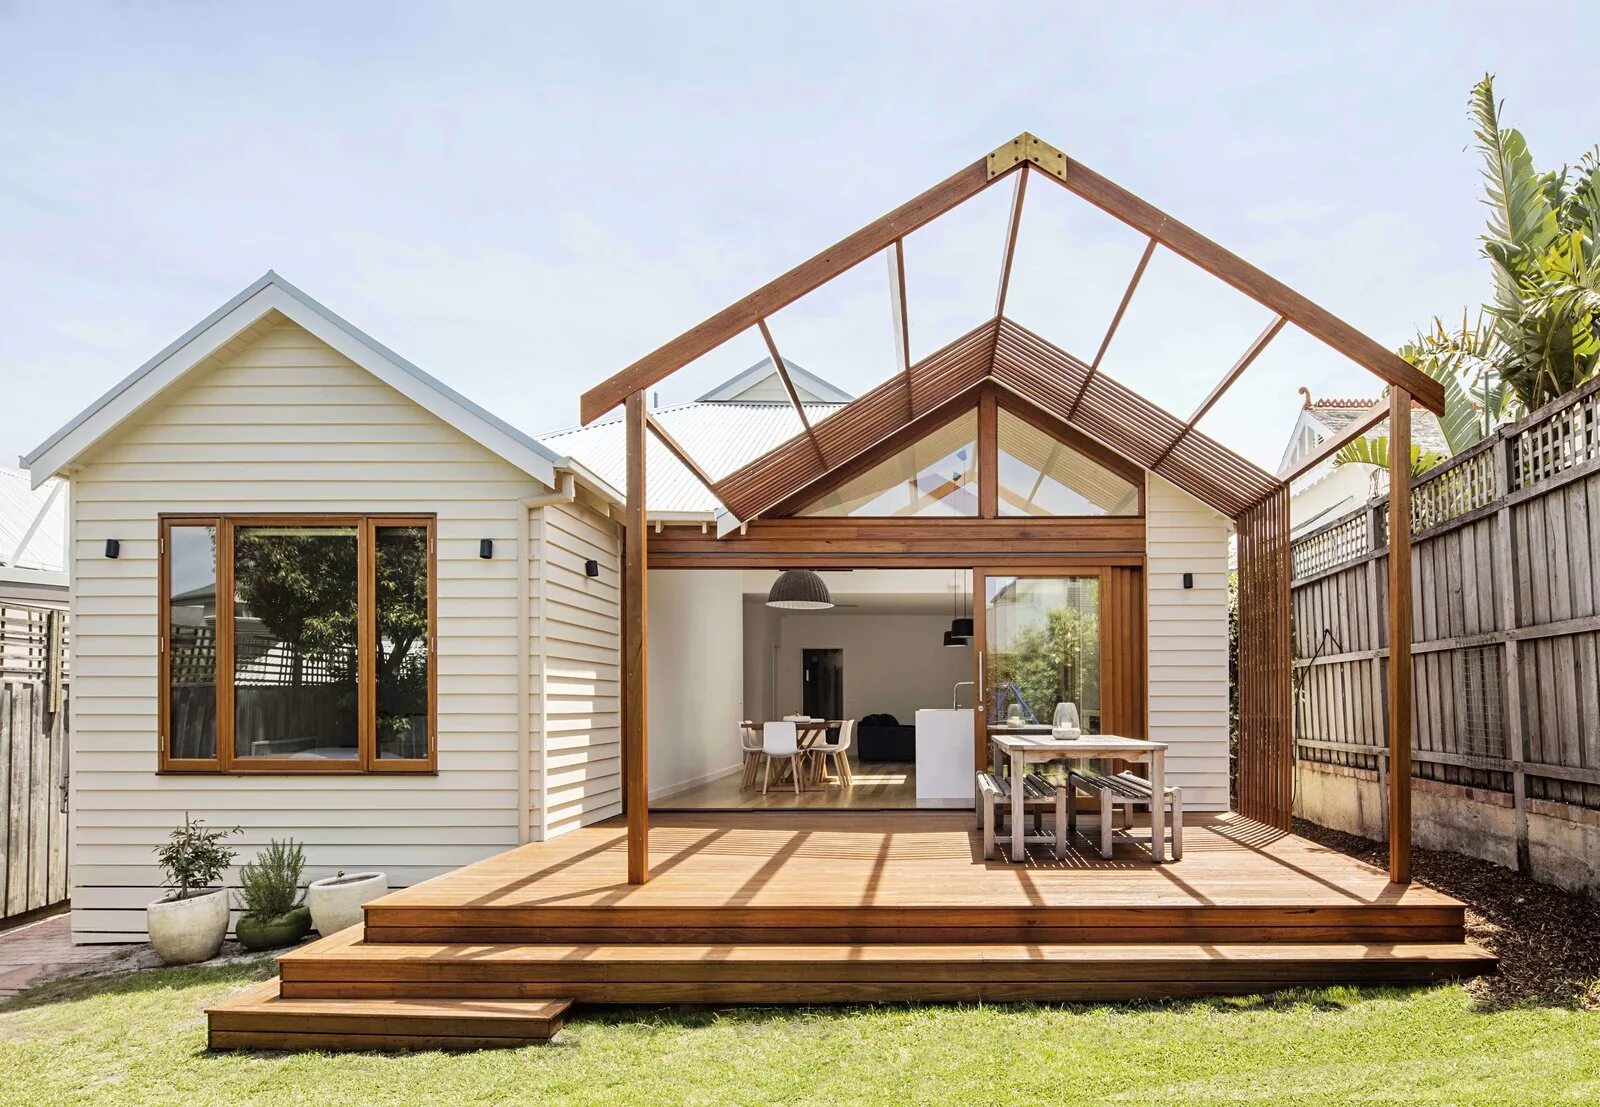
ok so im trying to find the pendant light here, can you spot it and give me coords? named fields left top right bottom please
left=766, top=569, right=833, bottom=610
left=951, top=569, right=974, bottom=640
left=943, top=569, right=970, bottom=646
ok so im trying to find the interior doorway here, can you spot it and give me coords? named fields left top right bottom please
left=802, top=648, right=844, bottom=720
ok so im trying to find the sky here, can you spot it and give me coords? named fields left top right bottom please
left=2, top=1, right=1596, bottom=473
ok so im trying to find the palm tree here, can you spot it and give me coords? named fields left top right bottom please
left=1337, top=75, right=1597, bottom=476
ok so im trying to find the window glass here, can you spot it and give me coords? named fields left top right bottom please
left=985, top=575, right=1101, bottom=732
left=166, top=525, right=218, bottom=760
left=231, top=525, right=360, bottom=760
left=997, top=409, right=1140, bottom=516
left=375, top=525, right=429, bottom=760
left=798, top=412, right=978, bottom=517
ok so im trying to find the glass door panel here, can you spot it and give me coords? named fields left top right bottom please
left=978, top=573, right=1101, bottom=759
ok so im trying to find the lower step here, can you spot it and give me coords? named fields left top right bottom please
left=207, top=979, right=571, bottom=1051
left=278, top=931, right=1495, bottom=1004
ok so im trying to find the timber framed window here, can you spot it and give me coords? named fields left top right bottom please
left=159, top=514, right=436, bottom=773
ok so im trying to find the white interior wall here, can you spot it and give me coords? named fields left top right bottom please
left=754, top=608, right=972, bottom=723
left=646, top=569, right=745, bottom=799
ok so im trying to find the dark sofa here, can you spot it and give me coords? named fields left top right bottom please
left=856, top=713, right=916, bottom=762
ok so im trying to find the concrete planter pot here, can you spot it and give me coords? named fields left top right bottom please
left=235, top=905, right=313, bottom=951
left=307, top=871, right=387, bottom=936
left=146, top=888, right=230, bottom=965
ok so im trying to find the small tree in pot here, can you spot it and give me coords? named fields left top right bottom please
left=148, top=815, right=239, bottom=965
left=235, top=839, right=312, bottom=950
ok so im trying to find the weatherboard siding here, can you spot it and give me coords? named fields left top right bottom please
left=1145, top=476, right=1232, bottom=811
left=67, top=318, right=543, bottom=942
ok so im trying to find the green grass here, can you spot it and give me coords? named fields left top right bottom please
left=3, top=959, right=1599, bottom=1106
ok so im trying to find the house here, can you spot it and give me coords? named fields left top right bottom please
left=1279, top=388, right=1449, bottom=536
left=27, top=136, right=1483, bottom=1042
left=0, top=466, right=68, bottom=606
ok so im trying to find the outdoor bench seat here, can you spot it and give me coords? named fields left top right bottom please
left=975, top=770, right=1068, bottom=860
left=1068, top=769, right=1183, bottom=861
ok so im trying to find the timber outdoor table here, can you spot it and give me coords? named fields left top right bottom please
left=988, top=734, right=1170, bottom=863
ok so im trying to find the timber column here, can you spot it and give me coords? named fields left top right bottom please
left=624, top=391, right=649, bottom=883
left=1387, top=387, right=1413, bottom=884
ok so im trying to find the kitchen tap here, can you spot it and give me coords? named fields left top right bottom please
left=952, top=681, right=975, bottom=709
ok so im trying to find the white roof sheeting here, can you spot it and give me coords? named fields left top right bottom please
left=540, top=401, right=846, bottom=516
left=0, top=467, right=66, bottom=573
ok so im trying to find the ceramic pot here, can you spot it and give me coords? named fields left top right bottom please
left=146, top=888, right=230, bottom=965
left=235, top=905, right=313, bottom=950
left=306, top=871, right=387, bottom=936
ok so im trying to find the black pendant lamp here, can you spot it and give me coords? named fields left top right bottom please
left=766, top=569, right=833, bottom=610
left=948, top=569, right=973, bottom=641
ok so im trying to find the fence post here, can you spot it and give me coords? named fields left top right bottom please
left=1365, top=500, right=1387, bottom=838
left=1491, top=433, right=1530, bottom=872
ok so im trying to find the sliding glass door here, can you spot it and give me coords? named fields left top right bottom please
left=973, top=570, right=1104, bottom=764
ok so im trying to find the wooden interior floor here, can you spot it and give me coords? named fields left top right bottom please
left=658, top=758, right=924, bottom=809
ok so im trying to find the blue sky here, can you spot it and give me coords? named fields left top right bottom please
left=3, top=1, right=1594, bottom=470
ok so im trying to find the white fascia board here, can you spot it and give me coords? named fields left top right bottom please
left=24, top=272, right=561, bottom=490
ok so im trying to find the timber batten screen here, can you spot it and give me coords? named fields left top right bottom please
left=1234, top=488, right=1293, bottom=830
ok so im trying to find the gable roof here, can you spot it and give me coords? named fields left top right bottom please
left=22, top=272, right=569, bottom=490
left=695, top=358, right=854, bottom=404
left=1277, top=391, right=1451, bottom=478
left=0, top=467, right=65, bottom=573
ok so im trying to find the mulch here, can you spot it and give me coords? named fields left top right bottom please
left=1293, top=818, right=1600, bottom=1009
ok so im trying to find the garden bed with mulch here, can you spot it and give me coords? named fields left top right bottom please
left=1293, top=818, right=1600, bottom=1009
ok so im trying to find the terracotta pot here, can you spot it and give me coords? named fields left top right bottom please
left=235, top=905, right=312, bottom=950
left=146, top=888, right=229, bottom=965
left=306, top=871, right=387, bottom=936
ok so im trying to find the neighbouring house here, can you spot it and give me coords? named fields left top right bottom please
left=0, top=466, right=67, bottom=606
left=1279, top=388, right=1449, bottom=536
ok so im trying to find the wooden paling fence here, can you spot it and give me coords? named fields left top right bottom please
left=1290, top=376, right=1600, bottom=867
left=0, top=604, right=70, bottom=924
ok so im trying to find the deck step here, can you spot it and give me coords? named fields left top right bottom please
left=276, top=929, right=1495, bottom=1004
left=207, top=978, right=571, bottom=1051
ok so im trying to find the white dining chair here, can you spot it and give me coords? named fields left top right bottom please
left=738, top=722, right=764, bottom=789
left=760, top=721, right=802, bottom=796
left=811, top=719, right=856, bottom=786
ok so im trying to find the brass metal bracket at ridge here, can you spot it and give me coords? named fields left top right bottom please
left=987, top=132, right=1068, bottom=181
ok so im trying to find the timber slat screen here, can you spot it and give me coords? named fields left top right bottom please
left=1235, top=488, right=1293, bottom=830
left=0, top=604, right=70, bottom=923
left=1289, top=375, right=1600, bottom=867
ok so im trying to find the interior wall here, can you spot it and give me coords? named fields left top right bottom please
left=646, top=569, right=746, bottom=799
left=750, top=606, right=972, bottom=724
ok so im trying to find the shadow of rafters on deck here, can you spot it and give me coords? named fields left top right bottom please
left=366, top=811, right=1463, bottom=926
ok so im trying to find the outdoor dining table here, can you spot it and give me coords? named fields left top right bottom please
left=988, top=733, right=1171, bottom=863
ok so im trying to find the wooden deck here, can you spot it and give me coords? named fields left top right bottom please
left=209, top=812, right=1492, bottom=1049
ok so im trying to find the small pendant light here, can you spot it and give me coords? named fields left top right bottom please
left=949, top=568, right=973, bottom=641
left=766, top=569, right=833, bottom=610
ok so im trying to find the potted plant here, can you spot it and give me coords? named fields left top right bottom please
left=234, top=838, right=313, bottom=950
left=307, top=869, right=388, bottom=936
left=148, top=815, right=240, bottom=965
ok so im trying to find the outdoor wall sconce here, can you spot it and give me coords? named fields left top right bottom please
left=104, top=539, right=120, bottom=559
left=479, top=539, right=493, bottom=560
left=585, top=558, right=600, bottom=578
left=1183, top=573, right=1194, bottom=589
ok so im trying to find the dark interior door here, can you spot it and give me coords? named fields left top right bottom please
left=802, top=648, right=844, bottom=719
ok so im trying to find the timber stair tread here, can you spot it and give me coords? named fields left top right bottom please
left=206, top=978, right=571, bottom=1051
left=277, top=929, right=1494, bottom=992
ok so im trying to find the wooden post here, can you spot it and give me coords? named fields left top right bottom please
left=624, top=392, right=650, bottom=884
left=978, top=387, right=998, bottom=518
left=1387, top=388, right=1413, bottom=884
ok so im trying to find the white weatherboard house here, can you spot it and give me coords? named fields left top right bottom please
left=27, top=272, right=1232, bottom=943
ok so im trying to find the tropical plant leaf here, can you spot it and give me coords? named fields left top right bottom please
left=1470, top=75, right=1559, bottom=316
left=1332, top=436, right=1446, bottom=477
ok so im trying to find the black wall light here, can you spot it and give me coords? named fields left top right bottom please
left=479, top=539, right=493, bottom=560
left=585, top=558, right=601, bottom=578
left=1183, top=572, right=1194, bottom=590
left=104, top=538, right=120, bottom=559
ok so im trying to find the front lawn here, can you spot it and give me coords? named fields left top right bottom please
left=3, top=958, right=1598, bottom=1106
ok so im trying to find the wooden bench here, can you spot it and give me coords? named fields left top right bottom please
left=975, top=771, right=1068, bottom=860
left=1068, top=770, right=1183, bottom=861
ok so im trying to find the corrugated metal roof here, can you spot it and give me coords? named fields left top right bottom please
left=539, top=401, right=846, bottom=515
left=0, top=467, right=66, bottom=572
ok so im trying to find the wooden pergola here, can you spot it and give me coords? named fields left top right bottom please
left=580, top=133, right=1444, bottom=887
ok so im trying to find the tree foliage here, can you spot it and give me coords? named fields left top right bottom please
left=990, top=606, right=1099, bottom=724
